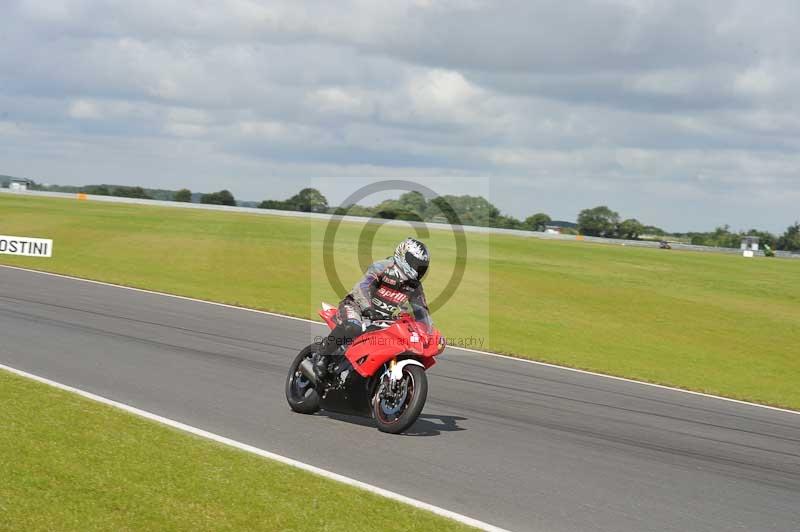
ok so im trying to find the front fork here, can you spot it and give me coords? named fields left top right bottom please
left=379, top=357, right=400, bottom=399
left=378, top=357, right=426, bottom=400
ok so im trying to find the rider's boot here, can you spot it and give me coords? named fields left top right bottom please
left=313, top=320, right=360, bottom=381
left=313, top=329, right=343, bottom=380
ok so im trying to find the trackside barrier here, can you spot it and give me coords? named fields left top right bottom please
left=1, top=188, right=798, bottom=259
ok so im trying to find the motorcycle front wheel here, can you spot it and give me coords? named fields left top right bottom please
left=372, top=364, right=428, bottom=434
left=285, top=344, right=321, bottom=415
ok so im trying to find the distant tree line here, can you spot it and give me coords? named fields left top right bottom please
left=174, top=188, right=192, bottom=202
left=576, top=205, right=800, bottom=251
left=255, top=189, right=800, bottom=250
left=26, top=181, right=235, bottom=205
left=258, top=188, right=559, bottom=232
left=80, top=185, right=153, bottom=199
left=199, top=189, right=235, bottom=205
left=677, top=223, right=800, bottom=252
left=41, top=182, right=174, bottom=201
left=8, top=178, right=800, bottom=251
left=259, top=188, right=329, bottom=213
left=575, top=206, right=667, bottom=240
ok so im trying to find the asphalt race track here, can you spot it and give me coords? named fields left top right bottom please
left=1, top=266, right=799, bottom=532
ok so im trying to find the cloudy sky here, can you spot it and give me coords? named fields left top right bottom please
left=2, top=0, right=799, bottom=232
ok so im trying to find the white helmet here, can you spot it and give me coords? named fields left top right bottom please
left=394, top=238, right=430, bottom=280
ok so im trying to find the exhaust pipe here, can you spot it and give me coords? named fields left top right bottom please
left=299, top=359, right=318, bottom=385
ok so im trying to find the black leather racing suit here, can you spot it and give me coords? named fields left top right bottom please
left=318, top=258, right=433, bottom=359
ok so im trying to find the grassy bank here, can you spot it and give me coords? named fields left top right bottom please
left=0, top=369, right=473, bottom=531
left=1, top=194, right=799, bottom=408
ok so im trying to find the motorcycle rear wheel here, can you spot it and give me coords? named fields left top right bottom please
left=285, top=344, right=321, bottom=415
left=372, top=365, right=428, bottom=434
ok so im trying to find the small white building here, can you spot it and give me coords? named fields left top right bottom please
left=740, top=236, right=759, bottom=252
left=9, top=178, right=33, bottom=191
left=544, top=225, right=562, bottom=235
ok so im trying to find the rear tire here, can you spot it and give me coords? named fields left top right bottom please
left=285, top=344, right=321, bottom=415
left=372, top=365, right=428, bottom=434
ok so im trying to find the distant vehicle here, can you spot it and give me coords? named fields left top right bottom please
left=659, top=240, right=672, bottom=250
left=286, top=303, right=446, bottom=434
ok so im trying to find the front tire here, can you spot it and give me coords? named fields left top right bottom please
left=285, top=344, right=321, bottom=415
left=372, top=365, right=428, bottom=434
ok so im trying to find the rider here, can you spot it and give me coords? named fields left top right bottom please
left=314, top=238, right=433, bottom=379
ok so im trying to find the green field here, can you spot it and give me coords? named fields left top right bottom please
left=2, top=194, right=800, bottom=409
left=0, top=370, right=472, bottom=531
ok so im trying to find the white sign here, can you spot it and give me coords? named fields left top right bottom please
left=742, top=250, right=754, bottom=258
left=0, top=235, right=53, bottom=257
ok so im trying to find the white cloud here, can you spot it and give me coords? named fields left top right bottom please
left=68, top=100, right=102, bottom=119
left=163, top=122, right=208, bottom=137
left=734, top=64, right=778, bottom=96
left=407, top=69, right=480, bottom=119
left=306, top=87, right=366, bottom=115
left=2, top=0, right=800, bottom=231
left=237, top=120, right=290, bottom=139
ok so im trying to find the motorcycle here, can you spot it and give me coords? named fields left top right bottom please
left=285, top=303, right=446, bottom=434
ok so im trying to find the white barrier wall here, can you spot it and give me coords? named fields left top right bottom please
left=2, top=188, right=798, bottom=259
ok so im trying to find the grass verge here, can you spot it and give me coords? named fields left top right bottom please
left=0, top=369, right=473, bottom=531
left=1, top=194, right=799, bottom=409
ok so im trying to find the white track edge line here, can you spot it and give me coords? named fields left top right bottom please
left=0, top=363, right=510, bottom=532
left=1, top=263, right=798, bottom=417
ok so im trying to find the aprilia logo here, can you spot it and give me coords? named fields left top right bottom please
left=376, top=286, right=407, bottom=304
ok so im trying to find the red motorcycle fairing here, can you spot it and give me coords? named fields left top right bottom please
left=318, top=306, right=441, bottom=378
